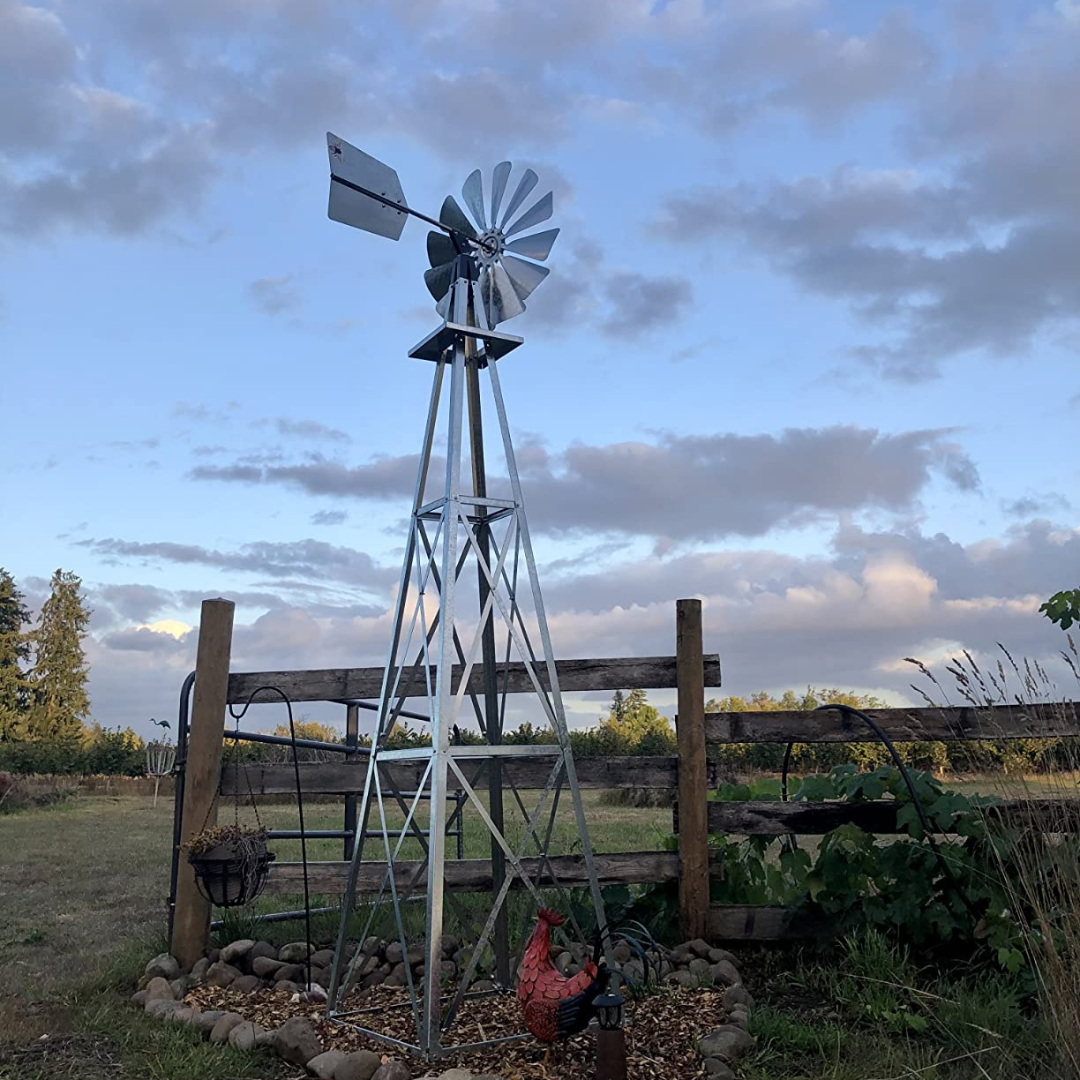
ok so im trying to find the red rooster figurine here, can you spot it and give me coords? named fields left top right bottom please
left=518, top=908, right=608, bottom=1049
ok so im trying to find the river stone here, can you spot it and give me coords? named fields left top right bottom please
left=249, top=941, right=278, bottom=965
left=385, top=942, right=404, bottom=964
left=143, top=977, right=175, bottom=1003
left=274, top=1016, right=323, bottom=1066
left=554, top=951, right=573, bottom=974
left=612, top=943, right=632, bottom=963
left=228, top=1020, right=268, bottom=1051
left=668, top=946, right=695, bottom=966
left=710, top=960, right=741, bottom=987
left=704, top=1060, right=736, bottom=1079
left=439, top=934, right=458, bottom=957
left=708, top=947, right=737, bottom=965
left=334, top=1048, right=382, bottom=1080
left=406, top=945, right=424, bottom=966
left=371, top=1062, right=410, bottom=1080
left=358, top=954, right=380, bottom=977
left=685, top=938, right=713, bottom=959
left=472, top=979, right=495, bottom=992
left=435, top=1070, right=473, bottom=1080
left=231, top=974, right=265, bottom=993
left=165, top=1006, right=196, bottom=1025
left=146, top=999, right=183, bottom=1019
left=311, top=949, right=335, bottom=968
left=698, top=1026, right=755, bottom=1062
left=190, top=957, right=211, bottom=981
left=360, top=971, right=385, bottom=990
left=279, top=941, right=315, bottom=963
left=275, top=963, right=306, bottom=982
left=724, top=985, right=755, bottom=1009
left=144, top=952, right=180, bottom=981
left=206, top=961, right=242, bottom=988
left=192, top=1010, right=228, bottom=1037
left=277, top=980, right=300, bottom=993
left=726, top=1009, right=750, bottom=1031
left=688, top=957, right=712, bottom=979
left=362, top=936, right=382, bottom=955
left=307, top=1050, right=346, bottom=1080
left=665, top=969, right=696, bottom=988
left=130, top=989, right=148, bottom=1008
left=252, top=956, right=285, bottom=978
left=220, top=939, right=256, bottom=966
left=209, top=1012, right=245, bottom=1044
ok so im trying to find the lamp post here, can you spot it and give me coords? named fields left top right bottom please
left=594, top=991, right=626, bottom=1080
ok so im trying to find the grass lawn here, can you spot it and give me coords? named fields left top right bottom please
left=0, top=783, right=1069, bottom=1079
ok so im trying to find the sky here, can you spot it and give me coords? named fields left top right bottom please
left=1, top=0, right=1078, bottom=741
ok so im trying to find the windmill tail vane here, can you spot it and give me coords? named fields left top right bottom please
left=322, top=132, right=606, bottom=1061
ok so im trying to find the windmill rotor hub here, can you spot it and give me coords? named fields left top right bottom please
left=477, top=228, right=504, bottom=263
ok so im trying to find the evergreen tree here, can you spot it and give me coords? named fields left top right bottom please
left=29, top=569, right=92, bottom=740
left=0, top=569, right=31, bottom=740
left=611, top=689, right=626, bottom=722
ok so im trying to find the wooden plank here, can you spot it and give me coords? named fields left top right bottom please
left=705, top=702, right=1080, bottom=744
left=221, top=754, right=707, bottom=796
left=228, top=654, right=722, bottom=704
left=676, top=797, right=1079, bottom=836
left=708, top=904, right=836, bottom=941
left=264, top=850, right=680, bottom=895
left=676, top=598, right=709, bottom=941
left=171, top=599, right=235, bottom=968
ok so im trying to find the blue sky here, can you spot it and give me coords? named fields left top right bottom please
left=2, top=0, right=1078, bottom=737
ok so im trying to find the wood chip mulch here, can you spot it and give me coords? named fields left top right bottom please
left=185, top=983, right=727, bottom=1079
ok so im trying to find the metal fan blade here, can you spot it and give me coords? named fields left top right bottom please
left=424, top=262, right=455, bottom=302
left=440, top=195, right=477, bottom=241
left=505, top=227, right=560, bottom=261
left=502, top=255, right=549, bottom=302
left=462, top=169, right=486, bottom=230
left=490, top=162, right=512, bottom=227
left=499, top=168, right=538, bottom=228
left=436, top=290, right=452, bottom=318
left=427, top=230, right=457, bottom=269
left=505, top=191, right=552, bottom=238
left=326, top=132, right=408, bottom=241
left=481, top=262, right=526, bottom=324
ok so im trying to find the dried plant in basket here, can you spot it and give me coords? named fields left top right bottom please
left=182, top=824, right=275, bottom=908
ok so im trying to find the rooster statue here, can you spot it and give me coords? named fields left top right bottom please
left=518, top=908, right=609, bottom=1049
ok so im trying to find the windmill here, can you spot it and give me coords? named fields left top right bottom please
left=322, top=133, right=609, bottom=1059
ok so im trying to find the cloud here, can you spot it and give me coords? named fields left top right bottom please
left=248, top=276, right=302, bottom=316
left=188, top=424, right=979, bottom=542
left=311, top=509, right=348, bottom=526
left=254, top=417, right=351, bottom=443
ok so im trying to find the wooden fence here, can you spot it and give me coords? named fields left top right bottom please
left=170, top=597, right=1080, bottom=964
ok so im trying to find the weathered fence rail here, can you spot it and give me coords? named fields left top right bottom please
left=172, top=595, right=1080, bottom=961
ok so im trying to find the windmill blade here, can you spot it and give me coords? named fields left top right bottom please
left=436, top=290, right=452, bottom=318
left=505, top=227, right=560, bottom=261
left=462, top=169, right=486, bottom=230
left=499, top=168, right=538, bottom=228
left=424, top=261, right=455, bottom=302
left=440, top=195, right=478, bottom=241
left=326, top=132, right=408, bottom=241
left=505, top=191, right=552, bottom=238
left=490, top=162, right=512, bottom=226
left=427, top=230, right=457, bottom=269
left=502, top=255, right=549, bottom=302
left=481, top=263, right=526, bottom=324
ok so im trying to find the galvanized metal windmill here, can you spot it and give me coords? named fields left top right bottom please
left=322, top=134, right=608, bottom=1059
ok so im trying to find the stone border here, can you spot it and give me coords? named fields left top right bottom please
left=133, top=937, right=754, bottom=1079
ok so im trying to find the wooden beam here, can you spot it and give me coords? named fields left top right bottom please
left=171, top=599, right=235, bottom=969
left=708, top=904, right=836, bottom=941
left=676, top=599, right=709, bottom=941
left=705, top=702, right=1080, bottom=744
left=264, top=850, right=680, bottom=895
left=228, top=653, right=722, bottom=704
left=221, top=754, right=710, bottom=796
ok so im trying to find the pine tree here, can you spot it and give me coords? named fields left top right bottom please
left=0, top=568, right=31, bottom=740
left=611, top=689, right=626, bottom=722
left=28, top=569, right=92, bottom=740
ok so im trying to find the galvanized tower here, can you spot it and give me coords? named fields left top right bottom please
left=322, top=134, right=608, bottom=1059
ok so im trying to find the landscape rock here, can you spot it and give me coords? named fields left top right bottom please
left=360, top=971, right=385, bottom=990
left=703, top=1060, right=736, bottom=1079
left=231, top=974, right=265, bottom=993
left=206, top=961, right=243, bottom=988
left=228, top=1020, right=268, bottom=1051
left=710, top=960, right=741, bottom=987
left=708, top=948, right=737, bottom=965
left=333, top=1048, right=382, bottom=1080
left=249, top=940, right=279, bottom=963
left=277, top=980, right=300, bottom=993
left=665, top=970, right=696, bottom=988
left=554, top=951, right=573, bottom=974
left=275, top=963, right=306, bottom=982
left=685, top=938, right=713, bottom=959
left=143, top=977, right=175, bottom=1003
left=169, top=977, right=190, bottom=998
left=439, top=934, right=458, bottom=957
left=207, top=948, right=220, bottom=964
left=192, top=1010, right=228, bottom=1037
left=725, top=1008, right=750, bottom=1031
left=612, top=943, right=632, bottom=963
left=220, top=939, right=256, bottom=965
left=668, top=946, right=695, bottom=966
left=362, top=936, right=382, bottom=955
left=279, top=941, right=315, bottom=964
left=688, top=957, right=712, bottom=979
left=190, top=957, right=211, bottom=982
left=145, top=999, right=184, bottom=1019
left=130, top=990, right=148, bottom=1008
left=165, top=1006, right=196, bottom=1025
left=311, top=949, right=335, bottom=968
left=252, top=956, right=285, bottom=978
left=371, top=1062, right=410, bottom=1080
left=471, top=979, right=495, bottom=992
left=385, top=942, right=404, bottom=964
left=406, top=945, right=424, bottom=966
left=307, top=1050, right=346, bottom=1079
left=723, top=985, right=755, bottom=1010
left=144, top=952, right=180, bottom=981
left=209, top=1012, right=246, bottom=1044
left=698, top=1026, right=755, bottom=1062
left=435, top=1070, right=473, bottom=1080
left=274, top=1016, right=323, bottom=1066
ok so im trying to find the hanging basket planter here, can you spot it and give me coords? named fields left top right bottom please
left=183, top=825, right=276, bottom=908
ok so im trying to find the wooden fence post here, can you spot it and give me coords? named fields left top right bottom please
left=170, top=598, right=235, bottom=968
left=676, top=598, right=708, bottom=941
